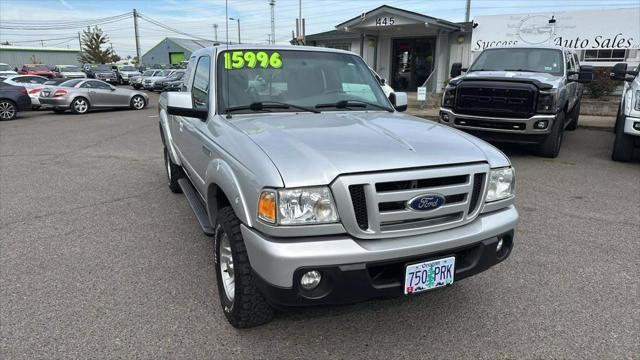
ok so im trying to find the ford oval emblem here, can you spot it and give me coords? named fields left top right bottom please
left=407, top=194, right=446, bottom=211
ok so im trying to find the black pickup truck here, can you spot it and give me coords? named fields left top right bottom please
left=439, top=46, right=593, bottom=158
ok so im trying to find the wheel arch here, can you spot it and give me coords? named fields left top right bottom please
left=205, top=159, right=252, bottom=228
left=159, top=108, right=181, bottom=166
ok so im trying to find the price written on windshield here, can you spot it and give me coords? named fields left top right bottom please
left=224, top=51, right=283, bottom=70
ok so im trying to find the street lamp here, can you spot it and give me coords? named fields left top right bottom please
left=229, top=17, right=241, bottom=44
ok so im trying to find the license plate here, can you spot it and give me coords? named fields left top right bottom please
left=404, top=256, right=455, bottom=295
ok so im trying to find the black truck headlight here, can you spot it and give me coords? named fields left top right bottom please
left=536, top=90, right=557, bottom=114
left=441, top=86, right=456, bottom=108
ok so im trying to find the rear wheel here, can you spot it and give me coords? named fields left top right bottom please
left=611, top=111, right=634, bottom=162
left=0, top=100, right=17, bottom=120
left=537, top=111, right=565, bottom=158
left=215, top=206, right=274, bottom=328
left=70, top=97, right=89, bottom=114
left=130, top=95, right=146, bottom=110
left=565, top=100, right=581, bottom=131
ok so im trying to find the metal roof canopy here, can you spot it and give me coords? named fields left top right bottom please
left=335, top=5, right=463, bottom=32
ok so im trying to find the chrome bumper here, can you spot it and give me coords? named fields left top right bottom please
left=242, top=205, right=518, bottom=288
left=624, top=116, right=640, bottom=136
left=439, top=108, right=557, bottom=135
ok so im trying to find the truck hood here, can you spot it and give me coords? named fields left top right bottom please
left=230, top=112, right=509, bottom=187
left=458, top=70, right=563, bottom=89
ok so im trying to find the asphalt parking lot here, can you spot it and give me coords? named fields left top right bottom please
left=1, top=93, right=639, bottom=359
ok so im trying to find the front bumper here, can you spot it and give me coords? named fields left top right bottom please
left=242, top=205, right=518, bottom=305
left=624, top=116, right=640, bottom=136
left=439, top=108, right=557, bottom=141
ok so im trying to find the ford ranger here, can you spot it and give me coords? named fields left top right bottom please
left=610, top=63, right=640, bottom=162
left=439, top=46, right=593, bottom=158
left=158, top=45, right=519, bottom=328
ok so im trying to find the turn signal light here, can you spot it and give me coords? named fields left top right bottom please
left=258, top=191, right=276, bottom=223
left=53, top=89, right=67, bottom=97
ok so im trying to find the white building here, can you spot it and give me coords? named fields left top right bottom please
left=303, top=5, right=640, bottom=94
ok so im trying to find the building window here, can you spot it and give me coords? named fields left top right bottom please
left=325, top=43, right=351, bottom=51
left=583, top=49, right=626, bottom=62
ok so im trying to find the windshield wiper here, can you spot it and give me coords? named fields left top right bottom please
left=503, top=69, right=542, bottom=73
left=315, top=100, right=393, bottom=112
left=226, top=101, right=319, bottom=114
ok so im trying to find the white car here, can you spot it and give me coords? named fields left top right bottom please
left=0, top=63, right=17, bottom=77
left=143, top=69, right=176, bottom=90
left=370, top=67, right=394, bottom=98
left=2, top=74, right=49, bottom=109
left=53, top=65, right=86, bottom=79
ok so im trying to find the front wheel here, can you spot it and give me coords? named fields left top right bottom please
left=70, top=97, right=89, bottom=114
left=565, top=100, right=581, bottom=131
left=0, top=100, right=17, bottom=120
left=130, top=95, right=146, bottom=110
left=215, top=207, right=274, bottom=328
left=537, top=111, right=565, bottom=158
left=611, top=112, right=634, bottom=162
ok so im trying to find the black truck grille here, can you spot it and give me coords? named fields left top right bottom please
left=349, top=185, right=368, bottom=230
left=456, top=81, right=537, bottom=119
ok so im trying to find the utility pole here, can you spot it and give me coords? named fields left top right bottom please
left=213, top=24, right=219, bottom=42
left=78, top=32, right=82, bottom=56
left=133, top=9, right=141, bottom=64
left=269, top=0, right=276, bottom=44
left=230, top=17, right=241, bottom=44
left=41, top=40, right=44, bottom=47
left=465, top=0, right=471, bottom=23
left=295, top=0, right=305, bottom=44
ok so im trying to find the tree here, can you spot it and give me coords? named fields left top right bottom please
left=80, top=26, right=120, bottom=64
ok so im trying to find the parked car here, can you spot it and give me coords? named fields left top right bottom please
left=143, top=69, right=175, bottom=90
left=159, top=45, right=518, bottom=328
left=85, top=64, right=117, bottom=83
left=52, top=65, right=86, bottom=79
left=0, top=82, right=31, bottom=120
left=162, top=78, right=184, bottom=92
left=38, top=79, right=148, bottom=114
left=130, top=69, right=161, bottom=89
left=43, top=78, right=71, bottom=86
left=610, top=63, right=640, bottom=161
left=370, top=67, right=394, bottom=97
left=17, top=64, right=55, bottom=78
left=439, top=46, right=593, bottom=158
left=0, top=63, right=18, bottom=77
left=113, top=65, right=142, bottom=85
left=153, top=70, right=185, bottom=91
left=3, top=75, right=49, bottom=109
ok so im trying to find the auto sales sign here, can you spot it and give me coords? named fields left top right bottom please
left=471, top=8, right=640, bottom=51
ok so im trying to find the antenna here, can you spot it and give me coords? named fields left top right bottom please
left=225, top=0, right=231, bottom=119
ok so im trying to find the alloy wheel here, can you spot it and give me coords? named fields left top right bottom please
left=0, top=102, right=16, bottom=120
left=219, top=233, right=235, bottom=302
left=74, top=99, right=88, bottom=113
left=132, top=96, right=145, bottom=109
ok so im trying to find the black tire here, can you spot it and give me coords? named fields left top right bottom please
left=537, top=111, right=565, bottom=158
left=565, top=100, right=581, bottom=131
left=0, top=99, right=17, bottom=120
left=130, top=95, right=146, bottom=110
left=163, top=147, right=184, bottom=193
left=611, top=110, right=634, bottom=162
left=70, top=97, right=90, bottom=114
left=215, top=206, right=274, bottom=328
left=52, top=108, right=66, bottom=114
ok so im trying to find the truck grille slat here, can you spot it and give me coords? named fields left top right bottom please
left=335, top=163, right=489, bottom=239
left=456, top=81, right=537, bottom=119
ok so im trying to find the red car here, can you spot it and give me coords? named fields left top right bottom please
left=17, top=64, right=55, bottom=78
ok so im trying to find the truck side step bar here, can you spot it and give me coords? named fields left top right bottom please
left=177, top=178, right=215, bottom=236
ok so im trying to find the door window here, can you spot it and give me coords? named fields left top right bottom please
left=192, top=56, right=210, bottom=111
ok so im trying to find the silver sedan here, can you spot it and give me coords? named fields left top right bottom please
left=39, top=79, right=149, bottom=114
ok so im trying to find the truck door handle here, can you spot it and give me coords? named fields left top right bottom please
left=202, top=146, right=212, bottom=157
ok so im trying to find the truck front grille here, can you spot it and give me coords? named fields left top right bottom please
left=335, top=163, right=489, bottom=239
left=455, top=81, right=537, bottom=119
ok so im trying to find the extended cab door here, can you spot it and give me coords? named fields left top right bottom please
left=81, top=80, right=118, bottom=107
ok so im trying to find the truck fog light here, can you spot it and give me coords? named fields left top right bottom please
left=534, top=120, right=548, bottom=129
left=633, top=122, right=640, bottom=131
left=441, top=112, right=450, bottom=122
left=300, top=270, right=322, bottom=290
left=496, top=238, right=504, bottom=253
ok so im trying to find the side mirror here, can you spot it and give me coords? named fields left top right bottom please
left=389, top=92, right=408, bottom=112
left=610, top=63, right=627, bottom=81
left=450, top=63, right=463, bottom=78
left=166, top=92, right=208, bottom=120
left=576, top=65, right=593, bottom=83
left=109, top=85, right=116, bottom=91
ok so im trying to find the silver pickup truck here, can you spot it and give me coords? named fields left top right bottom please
left=158, top=45, right=518, bottom=328
left=610, top=63, right=640, bottom=161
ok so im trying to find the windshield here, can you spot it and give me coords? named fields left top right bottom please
left=158, top=70, right=171, bottom=77
left=469, top=48, right=564, bottom=75
left=217, top=50, right=390, bottom=114
left=59, top=79, right=83, bottom=87
left=170, top=71, right=184, bottom=80
left=120, top=66, right=136, bottom=71
left=0, top=64, right=10, bottom=71
left=60, top=66, right=80, bottom=72
left=95, top=65, right=111, bottom=71
left=27, top=65, right=49, bottom=71
left=142, top=70, right=155, bottom=76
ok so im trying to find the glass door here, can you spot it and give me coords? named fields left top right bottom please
left=391, top=38, right=435, bottom=91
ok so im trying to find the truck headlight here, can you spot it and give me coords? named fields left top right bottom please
left=485, top=167, right=515, bottom=202
left=442, top=86, right=456, bottom=108
left=258, top=187, right=339, bottom=225
left=536, top=90, right=557, bottom=114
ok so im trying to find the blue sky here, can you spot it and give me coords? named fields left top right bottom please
left=1, top=0, right=638, bottom=57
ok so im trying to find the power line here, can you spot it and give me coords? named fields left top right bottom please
left=137, top=13, right=213, bottom=42
left=0, top=13, right=132, bottom=30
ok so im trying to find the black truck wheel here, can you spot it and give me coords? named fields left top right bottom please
left=611, top=111, right=634, bottom=162
left=537, top=111, right=565, bottom=158
left=214, top=206, right=274, bottom=328
left=565, top=100, right=581, bottom=131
